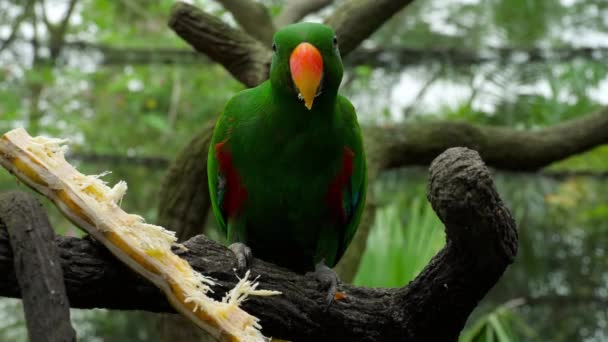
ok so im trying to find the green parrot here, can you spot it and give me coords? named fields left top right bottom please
left=207, top=22, right=366, bottom=302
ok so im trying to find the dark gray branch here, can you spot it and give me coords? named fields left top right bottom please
left=0, top=192, right=76, bottom=342
left=0, top=148, right=517, bottom=341
left=365, top=107, right=608, bottom=171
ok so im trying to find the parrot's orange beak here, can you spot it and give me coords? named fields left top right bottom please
left=290, top=42, right=323, bottom=110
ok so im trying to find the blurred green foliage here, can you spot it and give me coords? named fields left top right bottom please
left=0, top=0, right=607, bottom=341
left=354, top=195, right=444, bottom=287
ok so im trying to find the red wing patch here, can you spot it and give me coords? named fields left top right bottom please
left=215, top=140, right=247, bottom=217
left=327, top=147, right=355, bottom=223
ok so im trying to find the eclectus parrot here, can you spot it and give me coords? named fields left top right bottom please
left=208, top=22, right=366, bottom=303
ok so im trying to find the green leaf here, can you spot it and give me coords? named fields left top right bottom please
left=488, top=315, right=512, bottom=342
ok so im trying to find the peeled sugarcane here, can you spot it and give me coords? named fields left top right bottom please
left=0, top=128, right=279, bottom=342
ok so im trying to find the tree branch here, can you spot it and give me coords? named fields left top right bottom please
left=0, top=192, right=76, bottom=342
left=215, top=0, right=275, bottom=45
left=365, top=107, right=608, bottom=171
left=157, top=123, right=215, bottom=240
left=168, top=2, right=271, bottom=87
left=325, top=0, right=415, bottom=57
left=275, top=0, right=335, bottom=28
left=168, top=0, right=416, bottom=86
left=0, top=147, right=517, bottom=340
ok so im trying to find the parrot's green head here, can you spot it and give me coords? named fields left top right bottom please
left=270, top=22, right=343, bottom=110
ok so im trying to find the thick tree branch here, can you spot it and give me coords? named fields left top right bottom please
left=168, top=2, right=271, bottom=87
left=365, top=107, right=608, bottom=171
left=324, top=0, right=415, bottom=57
left=215, top=0, right=275, bottom=45
left=0, top=192, right=76, bottom=342
left=0, top=148, right=517, bottom=340
left=275, top=0, right=335, bottom=28
left=168, top=0, right=415, bottom=86
left=157, top=122, right=215, bottom=240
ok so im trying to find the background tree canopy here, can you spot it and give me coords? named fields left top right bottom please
left=0, top=0, right=607, bottom=341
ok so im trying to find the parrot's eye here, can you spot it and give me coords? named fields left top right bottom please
left=332, top=36, right=338, bottom=47
left=272, top=42, right=277, bottom=52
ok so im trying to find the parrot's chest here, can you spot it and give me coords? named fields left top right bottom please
left=234, top=132, right=344, bottom=271
left=234, top=122, right=345, bottom=223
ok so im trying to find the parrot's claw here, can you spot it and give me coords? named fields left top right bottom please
left=314, top=261, right=340, bottom=310
left=229, top=242, right=253, bottom=275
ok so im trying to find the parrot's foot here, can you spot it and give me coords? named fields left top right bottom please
left=314, top=261, right=342, bottom=310
left=228, top=242, right=252, bottom=275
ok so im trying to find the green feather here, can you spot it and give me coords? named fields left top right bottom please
left=208, top=22, right=367, bottom=272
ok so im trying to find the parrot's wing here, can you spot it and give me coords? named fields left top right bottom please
left=208, top=87, right=268, bottom=239
left=208, top=120, right=228, bottom=234
left=334, top=96, right=367, bottom=262
left=208, top=94, right=246, bottom=235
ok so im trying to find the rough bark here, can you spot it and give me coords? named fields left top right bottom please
left=363, top=107, right=608, bottom=171
left=168, top=2, right=272, bottom=87
left=0, top=148, right=517, bottom=341
left=157, top=122, right=215, bottom=240
left=0, top=192, right=76, bottom=342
